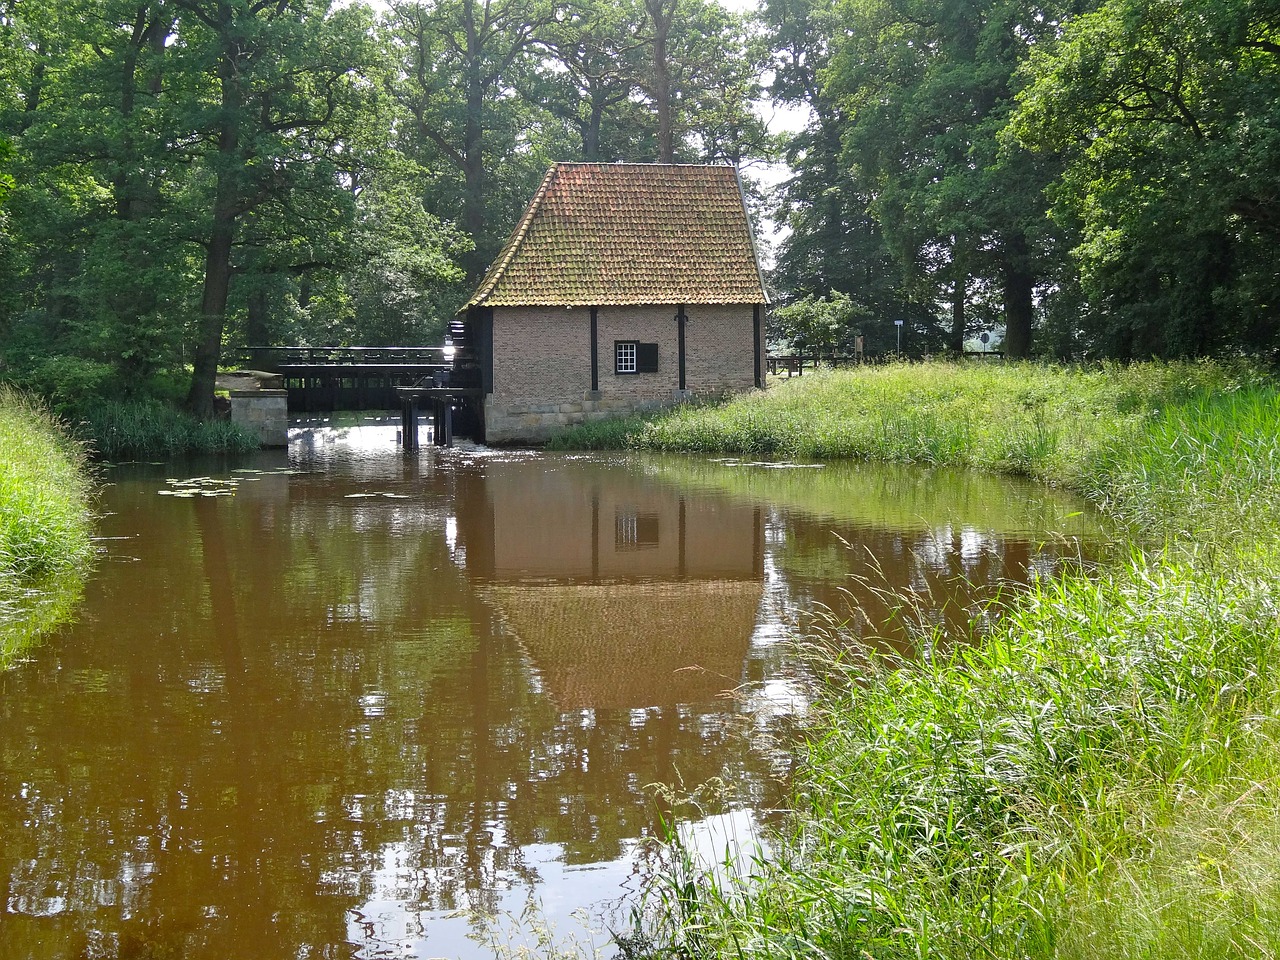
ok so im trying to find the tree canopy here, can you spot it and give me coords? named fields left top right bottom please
left=1, top=0, right=1277, bottom=417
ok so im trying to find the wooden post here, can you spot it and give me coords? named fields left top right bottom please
left=590, top=306, right=599, bottom=392
left=676, top=304, right=687, bottom=391
left=401, top=395, right=419, bottom=450
left=753, top=305, right=762, bottom=388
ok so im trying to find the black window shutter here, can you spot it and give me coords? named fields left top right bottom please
left=637, top=342, right=659, bottom=373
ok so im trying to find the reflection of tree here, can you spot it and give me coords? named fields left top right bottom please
left=770, top=514, right=1076, bottom=653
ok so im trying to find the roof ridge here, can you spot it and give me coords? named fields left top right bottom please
left=464, top=164, right=559, bottom=310
left=551, top=161, right=736, bottom=168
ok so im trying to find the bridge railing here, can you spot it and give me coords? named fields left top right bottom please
left=229, top=345, right=460, bottom=371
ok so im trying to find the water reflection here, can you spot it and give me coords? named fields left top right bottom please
left=0, top=428, right=1101, bottom=959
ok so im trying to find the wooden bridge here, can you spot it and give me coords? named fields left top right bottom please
left=229, top=345, right=482, bottom=411
left=228, top=344, right=485, bottom=446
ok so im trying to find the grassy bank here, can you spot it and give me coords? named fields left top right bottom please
left=4, top=359, right=260, bottom=459
left=600, top=363, right=1280, bottom=959
left=0, top=388, right=96, bottom=664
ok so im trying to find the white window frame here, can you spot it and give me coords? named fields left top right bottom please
left=615, top=340, right=638, bottom=375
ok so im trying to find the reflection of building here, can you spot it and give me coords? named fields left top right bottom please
left=455, top=458, right=765, bottom=709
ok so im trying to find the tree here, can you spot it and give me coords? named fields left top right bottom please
left=822, top=0, right=1081, bottom=357
left=0, top=0, right=196, bottom=389
left=763, top=0, right=924, bottom=344
left=385, top=0, right=560, bottom=279
left=172, top=0, right=379, bottom=416
left=635, top=0, right=771, bottom=164
left=1009, top=0, right=1280, bottom=358
left=771, top=292, right=867, bottom=355
left=534, top=0, right=652, bottom=161
left=281, top=157, right=469, bottom=346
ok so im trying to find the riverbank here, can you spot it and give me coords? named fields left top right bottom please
left=0, top=388, right=96, bottom=665
left=568, top=363, right=1280, bottom=959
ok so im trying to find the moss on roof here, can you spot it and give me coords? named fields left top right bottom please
left=464, top=163, right=768, bottom=309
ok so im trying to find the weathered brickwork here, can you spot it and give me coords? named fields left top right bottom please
left=597, top=305, right=682, bottom=403
left=684, top=305, right=757, bottom=394
left=485, top=303, right=759, bottom=443
left=491, top=306, right=593, bottom=404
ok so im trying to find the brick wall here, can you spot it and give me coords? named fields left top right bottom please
left=684, top=304, right=757, bottom=394
left=486, top=303, right=759, bottom=443
left=491, top=306, right=593, bottom=404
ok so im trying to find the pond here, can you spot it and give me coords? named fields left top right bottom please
left=0, top=420, right=1105, bottom=960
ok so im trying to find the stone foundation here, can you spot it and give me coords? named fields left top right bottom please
left=484, top=392, right=677, bottom=444
left=230, top=389, right=288, bottom=448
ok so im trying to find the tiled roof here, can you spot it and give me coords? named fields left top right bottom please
left=464, top=163, right=768, bottom=309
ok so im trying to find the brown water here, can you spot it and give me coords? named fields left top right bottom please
left=0, top=421, right=1104, bottom=959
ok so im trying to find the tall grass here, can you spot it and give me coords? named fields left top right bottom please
left=622, top=362, right=1280, bottom=960
left=0, top=387, right=95, bottom=664
left=82, top=398, right=259, bottom=460
left=551, top=360, right=1248, bottom=475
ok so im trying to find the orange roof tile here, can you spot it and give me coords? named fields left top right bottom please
left=463, top=163, right=768, bottom=309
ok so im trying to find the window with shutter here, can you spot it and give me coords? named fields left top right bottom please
left=616, top=341, right=659, bottom=375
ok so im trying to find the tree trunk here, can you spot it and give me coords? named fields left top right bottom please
left=1001, top=231, right=1034, bottom=359
left=461, top=0, right=487, bottom=279
left=186, top=203, right=236, bottom=418
left=186, top=29, right=242, bottom=418
left=950, top=274, right=966, bottom=357
left=584, top=90, right=606, bottom=160
left=646, top=0, right=674, bottom=162
left=245, top=283, right=270, bottom=346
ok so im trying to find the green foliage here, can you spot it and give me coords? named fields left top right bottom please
left=0, top=135, right=13, bottom=205
left=0, top=387, right=94, bottom=664
left=819, top=0, right=1076, bottom=358
left=82, top=398, right=259, bottom=460
left=1008, top=0, right=1280, bottom=359
left=5, top=354, right=120, bottom=418
left=769, top=291, right=868, bottom=355
left=543, top=412, right=649, bottom=451
left=763, top=0, right=935, bottom=350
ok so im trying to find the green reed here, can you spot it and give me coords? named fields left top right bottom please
left=0, top=387, right=95, bottom=664
left=623, top=362, right=1280, bottom=960
left=83, top=398, right=259, bottom=460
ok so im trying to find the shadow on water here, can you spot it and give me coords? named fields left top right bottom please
left=0, top=420, right=1105, bottom=960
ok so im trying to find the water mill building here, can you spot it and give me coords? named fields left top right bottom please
left=456, top=162, right=770, bottom=444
